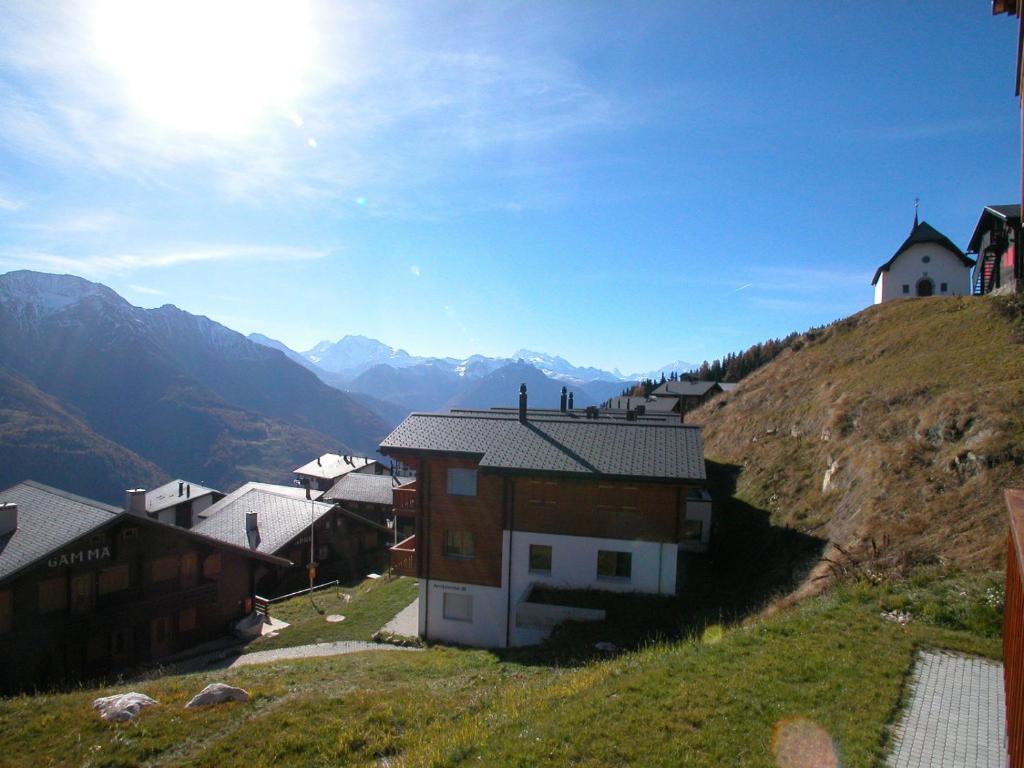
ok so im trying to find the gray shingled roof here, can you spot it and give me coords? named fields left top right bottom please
left=322, top=473, right=413, bottom=506
left=0, top=481, right=120, bottom=582
left=380, top=413, right=706, bottom=481
left=718, top=382, right=738, bottom=392
left=192, top=486, right=334, bottom=555
left=603, top=396, right=679, bottom=413
left=872, top=220, right=974, bottom=285
left=652, top=380, right=719, bottom=398
left=146, top=479, right=221, bottom=514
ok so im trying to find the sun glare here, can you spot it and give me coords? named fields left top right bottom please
left=92, top=0, right=315, bottom=137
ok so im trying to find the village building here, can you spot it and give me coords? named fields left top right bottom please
left=380, top=385, right=710, bottom=649
left=293, top=453, right=382, bottom=495
left=967, top=204, right=1022, bottom=295
left=649, top=380, right=729, bottom=417
left=0, top=480, right=287, bottom=692
left=321, top=472, right=417, bottom=542
left=872, top=217, right=975, bottom=303
left=193, top=482, right=390, bottom=594
left=141, top=479, right=223, bottom=528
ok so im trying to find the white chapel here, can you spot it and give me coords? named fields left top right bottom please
left=871, top=215, right=975, bottom=304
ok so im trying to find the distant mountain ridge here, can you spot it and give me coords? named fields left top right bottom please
left=0, top=270, right=390, bottom=503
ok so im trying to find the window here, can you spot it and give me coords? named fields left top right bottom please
left=902, top=284, right=910, bottom=294
left=179, top=607, right=197, bottom=633
left=361, top=532, right=378, bottom=550
left=529, top=544, right=552, bottom=573
left=442, top=592, right=473, bottom=622
left=121, top=527, right=138, bottom=541
left=443, top=529, right=476, bottom=559
left=317, top=544, right=330, bottom=561
left=180, top=552, right=198, bottom=588
left=203, top=553, right=222, bottom=578
left=940, top=282, right=948, bottom=293
left=446, top=468, right=477, bottom=497
left=98, top=564, right=130, bottom=595
left=111, top=627, right=133, bottom=656
left=150, top=556, right=178, bottom=583
left=680, top=519, right=703, bottom=542
left=922, top=255, right=931, bottom=263
left=70, top=573, right=96, bottom=615
left=39, top=577, right=67, bottom=613
left=597, top=550, right=632, bottom=580
left=0, top=590, right=11, bottom=634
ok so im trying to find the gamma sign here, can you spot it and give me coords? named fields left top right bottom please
left=48, top=546, right=112, bottom=568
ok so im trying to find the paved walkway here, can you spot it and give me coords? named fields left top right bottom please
left=887, top=651, right=1005, bottom=768
left=381, top=598, right=419, bottom=636
left=225, top=641, right=419, bottom=668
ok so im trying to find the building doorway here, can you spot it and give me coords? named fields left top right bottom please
left=916, top=278, right=934, bottom=297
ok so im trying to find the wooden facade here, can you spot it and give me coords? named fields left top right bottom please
left=0, top=515, right=283, bottom=693
left=390, top=453, right=696, bottom=588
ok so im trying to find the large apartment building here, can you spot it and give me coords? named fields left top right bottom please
left=380, top=386, right=710, bottom=648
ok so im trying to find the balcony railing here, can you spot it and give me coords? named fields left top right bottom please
left=394, top=483, right=417, bottom=515
left=1006, top=488, right=1024, bottom=768
left=390, top=535, right=417, bottom=578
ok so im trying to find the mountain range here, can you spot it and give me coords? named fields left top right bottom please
left=0, top=269, right=695, bottom=503
left=0, top=271, right=389, bottom=502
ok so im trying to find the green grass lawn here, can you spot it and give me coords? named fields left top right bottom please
left=245, top=576, right=419, bottom=652
left=0, top=585, right=1001, bottom=768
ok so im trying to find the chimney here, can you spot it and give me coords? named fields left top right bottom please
left=568, top=392, right=574, bottom=410
left=125, top=488, right=147, bottom=516
left=246, top=511, right=258, bottom=532
left=317, top=456, right=322, bottom=467
left=518, top=383, right=528, bottom=423
left=186, top=483, right=191, bottom=498
left=560, top=386, right=568, bottom=413
left=0, top=503, right=17, bottom=536
left=305, top=481, right=311, bottom=501
left=178, top=481, right=184, bottom=497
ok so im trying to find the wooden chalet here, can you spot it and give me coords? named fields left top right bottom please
left=968, top=204, right=1023, bottom=295
left=379, top=385, right=712, bottom=648
left=0, top=481, right=288, bottom=693
left=193, top=482, right=390, bottom=595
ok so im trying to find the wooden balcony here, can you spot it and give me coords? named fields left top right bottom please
left=390, top=535, right=417, bottom=578
left=1006, top=488, right=1024, bottom=768
left=394, top=483, right=417, bottom=515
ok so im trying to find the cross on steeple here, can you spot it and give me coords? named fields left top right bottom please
left=913, top=198, right=919, bottom=230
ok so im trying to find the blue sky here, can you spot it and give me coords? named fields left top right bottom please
left=0, top=1, right=1018, bottom=375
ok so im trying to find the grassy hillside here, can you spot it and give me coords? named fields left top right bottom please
left=0, top=587, right=999, bottom=768
left=694, top=295, right=1024, bottom=577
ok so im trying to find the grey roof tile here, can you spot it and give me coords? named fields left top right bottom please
left=0, top=481, right=120, bottom=581
left=381, top=412, right=705, bottom=481
left=322, top=473, right=412, bottom=506
left=192, top=485, right=334, bottom=556
left=146, top=479, right=221, bottom=514
left=652, top=380, right=719, bottom=397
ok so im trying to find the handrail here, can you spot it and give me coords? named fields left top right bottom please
left=1005, top=489, right=1024, bottom=768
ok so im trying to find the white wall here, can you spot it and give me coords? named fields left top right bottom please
left=508, top=531, right=677, bottom=599
left=875, top=243, right=971, bottom=304
left=418, top=530, right=511, bottom=648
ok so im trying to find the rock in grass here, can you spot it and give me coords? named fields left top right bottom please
left=185, top=683, right=249, bottom=709
left=92, top=692, right=158, bottom=722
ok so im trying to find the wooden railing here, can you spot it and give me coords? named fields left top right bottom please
left=254, top=595, right=271, bottom=620
left=1006, top=488, right=1024, bottom=768
left=394, top=483, right=417, bottom=514
left=390, top=535, right=417, bottom=578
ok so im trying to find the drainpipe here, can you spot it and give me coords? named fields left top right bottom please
left=422, top=461, right=431, bottom=641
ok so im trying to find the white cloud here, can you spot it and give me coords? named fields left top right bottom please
left=0, top=244, right=329, bottom=276
left=0, top=2, right=632, bottom=211
left=128, top=284, right=163, bottom=295
left=0, top=194, right=24, bottom=211
left=410, top=264, right=421, bottom=277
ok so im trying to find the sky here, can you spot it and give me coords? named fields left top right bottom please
left=0, top=1, right=1019, bottom=375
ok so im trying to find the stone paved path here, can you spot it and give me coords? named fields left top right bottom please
left=226, top=640, right=419, bottom=668
left=381, top=598, right=419, bottom=636
left=887, top=650, right=1005, bottom=768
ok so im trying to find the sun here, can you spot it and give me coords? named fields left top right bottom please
left=92, top=0, right=315, bottom=137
